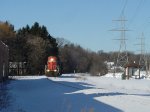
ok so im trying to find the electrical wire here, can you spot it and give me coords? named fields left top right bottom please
left=120, top=0, right=128, bottom=16
left=128, top=0, right=145, bottom=27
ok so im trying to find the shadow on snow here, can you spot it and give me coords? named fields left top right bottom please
left=2, top=77, right=150, bottom=112
left=4, top=77, right=150, bottom=112
left=0, top=81, right=12, bottom=111
left=3, top=77, right=123, bottom=112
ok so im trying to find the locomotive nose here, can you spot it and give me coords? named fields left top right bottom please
left=45, top=56, right=62, bottom=77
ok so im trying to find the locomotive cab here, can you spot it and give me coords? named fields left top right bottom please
left=45, top=56, right=62, bottom=77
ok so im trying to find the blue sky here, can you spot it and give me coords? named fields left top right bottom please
left=0, top=0, right=150, bottom=53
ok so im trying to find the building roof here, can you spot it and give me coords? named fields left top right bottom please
left=124, top=63, right=140, bottom=68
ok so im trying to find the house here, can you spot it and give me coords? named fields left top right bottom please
left=105, top=61, right=114, bottom=69
left=9, top=62, right=27, bottom=75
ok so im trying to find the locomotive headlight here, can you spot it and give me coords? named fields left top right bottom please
left=47, top=69, right=50, bottom=72
left=50, top=58, right=54, bottom=61
left=54, top=69, right=57, bottom=72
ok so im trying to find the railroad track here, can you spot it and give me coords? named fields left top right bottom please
left=46, top=76, right=104, bottom=90
left=46, top=77, right=85, bottom=90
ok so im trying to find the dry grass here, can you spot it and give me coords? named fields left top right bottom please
left=75, top=75, right=87, bottom=81
left=81, top=108, right=94, bottom=112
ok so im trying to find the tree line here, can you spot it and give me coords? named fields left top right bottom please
left=0, top=21, right=58, bottom=75
left=0, top=21, right=149, bottom=76
left=57, top=38, right=108, bottom=75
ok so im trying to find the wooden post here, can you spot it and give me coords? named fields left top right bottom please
left=138, top=67, right=140, bottom=79
left=127, top=67, right=129, bottom=80
left=125, top=67, right=129, bottom=80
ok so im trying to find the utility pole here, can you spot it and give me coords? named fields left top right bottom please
left=111, top=14, right=129, bottom=75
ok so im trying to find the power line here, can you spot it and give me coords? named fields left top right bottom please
left=128, top=0, right=145, bottom=27
left=120, top=0, right=128, bottom=16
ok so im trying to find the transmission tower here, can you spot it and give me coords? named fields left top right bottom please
left=111, top=14, right=129, bottom=73
left=136, top=33, right=148, bottom=76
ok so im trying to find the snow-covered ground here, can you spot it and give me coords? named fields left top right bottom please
left=1, top=74, right=150, bottom=112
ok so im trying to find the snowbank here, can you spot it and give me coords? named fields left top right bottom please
left=1, top=74, right=150, bottom=112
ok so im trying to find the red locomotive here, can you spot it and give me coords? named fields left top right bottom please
left=45, top=56, right=62, bottom=77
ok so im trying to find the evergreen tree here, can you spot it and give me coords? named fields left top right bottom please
left=16, top=22, right=58, bottom=75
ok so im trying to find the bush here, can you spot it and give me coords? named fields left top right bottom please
left=122, top=73, right=126, bottom=80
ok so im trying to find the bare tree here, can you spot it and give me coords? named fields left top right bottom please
left=27, top=36, right=46, bottom=74
left=56, top=38, right=70, bottom=48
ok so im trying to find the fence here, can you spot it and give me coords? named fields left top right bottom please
left=0, top=41, right=9, bottom=81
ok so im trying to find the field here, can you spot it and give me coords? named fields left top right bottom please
left=1, top=74, right=150, bottom=112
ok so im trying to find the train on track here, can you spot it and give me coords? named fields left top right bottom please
left=45, top=56, right=62, bottom=77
